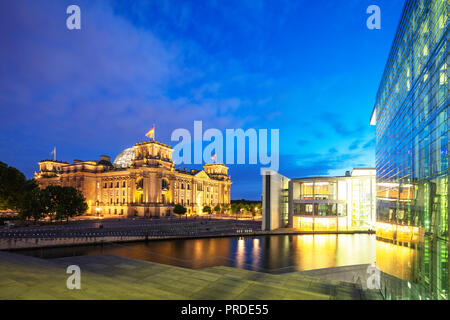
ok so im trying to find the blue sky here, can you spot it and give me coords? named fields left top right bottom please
left=0, top=0, right=405, bottom=200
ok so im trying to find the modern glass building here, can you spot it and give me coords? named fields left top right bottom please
left=262, top=168, right=376, bottom=232
left=289, top=168, right=376, bottom=232
left=372, top=0, right=448, bottom=299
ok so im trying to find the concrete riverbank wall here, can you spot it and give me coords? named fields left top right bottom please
left=0, top=229, right=373, bottom=250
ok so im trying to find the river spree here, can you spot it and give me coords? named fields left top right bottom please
left=18, top=234, right=379, bottom=273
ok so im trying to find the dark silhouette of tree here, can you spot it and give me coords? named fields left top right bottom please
left=203, top=205, right=212, bottom=215
left=43, top=186, right=87, bottom=222
left=173, top=204, right=187, bottom=217
left=18, top=187, right=46, bottom=222
left=0, top=161, right=32, bottom=210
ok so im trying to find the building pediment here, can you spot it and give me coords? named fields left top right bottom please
left=195, top=170, right=210, bottom=180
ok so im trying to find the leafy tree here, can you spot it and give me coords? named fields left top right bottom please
left=18, top=187, right=46, bottom=222
left=230, top=203, right=239, bottom=215
left=229, top=200, right=262, bottom=217
left=213, top=205, right=221, bottom=214
left=43, top=186, right=87, bottom=222
left=59, top=187, right=88, bottom=221
left=222, top=203, right=230, bottom=214
left=0, top=161, right=28, bottom=210
left=173, top=204, right=187, bottom=217
left=203, top=205, right=212, bottom=215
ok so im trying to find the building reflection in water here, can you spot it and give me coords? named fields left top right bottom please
left=375, top=236, right=449, bottom=300
left=235, top=237, right=246, bottom=269
left=251, top=238, right=261, bottom=269
left=375, top=240, right=416, bottom=281
left=19, top=234, right=377, bottom=273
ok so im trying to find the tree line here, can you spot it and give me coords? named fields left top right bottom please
left=172, top=201, right=261, bottom=217
left=0, top=161, right=87, bottom=222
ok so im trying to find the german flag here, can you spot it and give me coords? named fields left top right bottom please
left=145, top=125, right=155, bottom=139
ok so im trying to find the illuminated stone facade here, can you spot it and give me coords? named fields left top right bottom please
left=36, top=140, right=231, bottom=217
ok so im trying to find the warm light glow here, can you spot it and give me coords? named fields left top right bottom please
left=236, top=238, right=246, bottom=269
left=376, top=240, right=416, bottom=280
left=375, top=222, right=421, bottom=243
left=293, top=216, right=347, bottom=232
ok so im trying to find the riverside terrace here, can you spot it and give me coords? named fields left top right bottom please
left=0, top=217, right=261, bottom=249
left=0, top=251, right=383, bottom=300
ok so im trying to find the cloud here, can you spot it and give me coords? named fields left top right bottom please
left=0, top=0, right=255, bottom=149
left=362, top=137, right=376, bottom=149
left=278, top=149, right=361, bottom=179
left=329, top=147, right=338, bottom=154
left=348, top=139, right=362, bottom=150
left=319, top=112, right=367, bottom=137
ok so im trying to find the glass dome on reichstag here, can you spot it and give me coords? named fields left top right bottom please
left=113, top=147, right=135, bottom=168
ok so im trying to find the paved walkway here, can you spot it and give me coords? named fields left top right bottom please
left=0, top=251, right=382, bottom=300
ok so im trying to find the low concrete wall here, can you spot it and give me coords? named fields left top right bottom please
left=1, top=229, right=374, bottom=250
left=0, top=236, right=145, bottom=250
left=300, top=264, right=372, bottom=289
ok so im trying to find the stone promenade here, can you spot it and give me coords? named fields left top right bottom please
left=0, top=251, right=382, bottom=300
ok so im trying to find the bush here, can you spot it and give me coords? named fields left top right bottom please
left=203, top=205, right=212, bottom=214
left=173, top=204, right=187, bottom=216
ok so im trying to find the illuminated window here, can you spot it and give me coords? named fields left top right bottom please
left=440, top=63, right=447, bottom=85
left=338, top=181, right=347, bottom=200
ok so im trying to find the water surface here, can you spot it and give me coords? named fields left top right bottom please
left=17, top=234, right=378, bottom=273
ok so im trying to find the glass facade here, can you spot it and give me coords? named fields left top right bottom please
left=289, top=169, right=376, bottom=232
left=374, top=0, right=448, bottom=299
left=262, top=170, right=290, bottom=231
